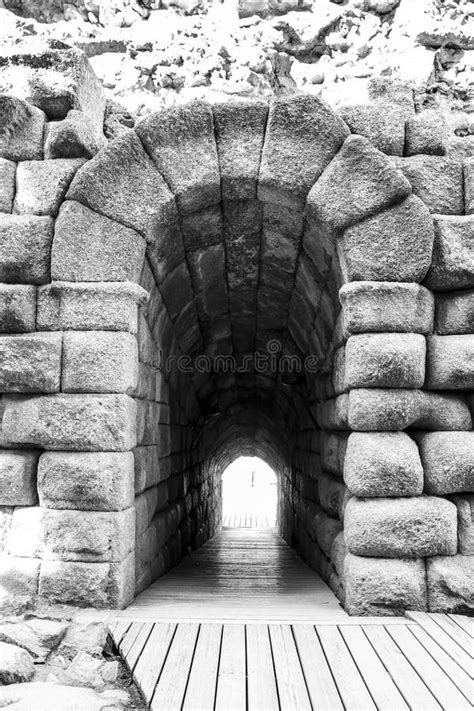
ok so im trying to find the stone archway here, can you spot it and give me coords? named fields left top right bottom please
left=1, top=87, right=473, bottom=616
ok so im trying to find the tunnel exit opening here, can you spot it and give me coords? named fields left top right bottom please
left=221, top=456, right=277, bottom=529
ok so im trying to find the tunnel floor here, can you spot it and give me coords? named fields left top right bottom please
left=117, top=528, right=347, bottom=622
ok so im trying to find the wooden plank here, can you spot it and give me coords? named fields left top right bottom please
left=316, top=625, right=376, bottom=711
left=151, top=623, right=199, bottom=711
left=108, top=620, right=131, bottom=646
left=183, top=624, right=222, bottom=711
left=120, top=622, right=144, bottom=658
left=387, top=624, right=472, bottom=710
left=340, top=625, right=409, bottom=711
left=407, top=611, right=473, bottom=676
left=449, top=614, right=474, bottom=637
left=409, top=624, right=474, bottom=705
left=134, top=622, right=176, bottom=704
left=269, top=624, right=311, bottom=710
left=125, top=622, right=154, bottom=672
left=429, top=612, right=473, bottom=655
left=292, top=624, right=343, bottom=711
left=246, top=624, right=279, bottom=711
left=363, top=625, right=441, bottom=710
left=215, top=624, right=246, bottom=711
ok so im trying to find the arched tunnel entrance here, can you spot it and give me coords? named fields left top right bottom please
left=1, top=92, right=473, bottom=618
left=221, top=456, right=277, bottom=528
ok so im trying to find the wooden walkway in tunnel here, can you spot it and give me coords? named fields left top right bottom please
left=109, top=528, right=474, bottom=710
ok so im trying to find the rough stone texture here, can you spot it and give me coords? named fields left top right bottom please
left=338, top=103, right=405, bottom=156
left=435, top=290, right=474, bottom=335
left=0, top=556, right=40, bottom=613
left=450, top=495, right=474, bottom=555
left=0, top=284, right=36, bottom=333
left=0, top=641, right=35, bottom=684
left=0, top=682, right=130, bottom=710
left=213, top=100, right=268, bottom=200
left=340, top=282, right=434, bottom=334
left=339, top=195, right=434, bottom=282
left=0, top=214, right=54, bottom=284
left=345, top=333, right=426, bottom=389
left=318, top=473, right=346, bottom=518
left=424, top=216, right=474, bottom=292
left=465, top=157, right=474, bottom=215
left=44, top=109, right=106, bottom=159
left=258, top=95, right=349, bottom=210
left=405, top=110, right=448, bottom=156
left=344, top=553, right=427, bottom=616
left=320, top=432, right=349, bottom=477
left=136, top=101, right=220, bottom=214
left=392, top=156, right=464, bottom=215
left=426, top=335, right=474, bottom=390
left=427, top=555, right=474, bottom=613
left=344, top=432, right=423, bottom=497
left=58, top=621, right=108, bottom=660
left=13, top=158, right=85, bottom=217
left=0, top=96, right=45, bottom=161
left=417, top=432, right=474, bottom=496
left=38, top=451, right=134, bottom=511
left=348, top=388, right=472, bottom=431
left=0, top=157, right=15, bottom=212
left=344, top=496, right=458, bottom=558
left=0, top=617, right=68, bottom=661
left=0, top=450, right=39, bottom=506
left=2, top=394, right=137, bottom=451
left=0, top=333, right=62, bottom=393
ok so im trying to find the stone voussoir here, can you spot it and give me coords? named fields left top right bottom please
left=13, top=158, right=85, bottom=217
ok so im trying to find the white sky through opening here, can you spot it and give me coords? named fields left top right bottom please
left=221, top=456, right=277, bottom=528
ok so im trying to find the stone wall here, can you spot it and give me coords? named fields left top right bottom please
left=0, top=46, right=473, bottom=615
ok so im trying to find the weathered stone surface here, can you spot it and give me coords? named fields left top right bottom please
left=435, top=290, right=474, bottom=335
left=317, top=394, right=349, bottom=431
left=259, top=94, right=349, bottom=210
left=344, top=553, right=427, bottom=616
left=424, top=216, right=474, bottom=291
left=0, top=157, right=15, bottom=212
left=213, top=100, right=268, bottom=200
left=417, top=432, right=474, bottom=495
left=330, top=530, right=347, bottom=578
left=14, top=159, right=85, bottom=217
left=405, top=110, right=448, bottom=156
left=58, top=621, right=107, bottom=660
left=392, top=156, right=464, bottom=215
left=0, top=617, right=68, bottom=661
left=67, top=131, right=178, bottom=241
left=450, top=495, right=474, bottom=555
left=146, top=220, right=185, bottom=283
left=0, top=556, right=40, bottom=612
left=427, top=555, right=474, bottom=613
left=344, top=496, right=457, bottom=558
left=465, top=156, right=474, bottom=215
left=2, top=394, right=137, bottom=451
left=0, top=284, right=36, bottom=333
left=136, top=101, right=220, bottom=214
left=37, top=282, right=147, bottom=334
left=0, top=641, right=34, bottom=684
left=339, top=195, right=434, bottom=282
left=426, top=335, right=474, bottom=390
left=181, top=205, right=223, bottom=252
left=0, top=96, right=45, bottom=161
left=340, top=282, right=434, bottom=334
left=345, top=333, right=426, bottom=389
left=348, top=389, right=472, bottom=431
left=38, top=451, right=134, bottom=511
left=344, top=432, right=423, bottom=497
left=307, top=135, right=411, bottom=232
left=44, top=110, right=106, bottom=159
left=318, top=473, right=346, bottom=518
left=0, top=683, right=130, bottom=710
left=338, top=103, right=405, bottom=156
left=0, top=333, right=62, bottom=393
left=0, top=450, right=38, bottom=506
left=0, top=214, right=54, bottom=284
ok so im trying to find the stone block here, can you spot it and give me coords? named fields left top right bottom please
left=2, top=394, right=137, bottom=451
left=135, top=488, right=159, bottom=537
left=426, top=335, right=474, bottom=390
left=426, top=555, right=474, bottom=613
left=134, top=446, right=169, bottom=493
left=213, top=100, right=268, bottom=200
left=37, top=282, right=147, bottom=334
left=330, top=530, right=347, bottom=578
left=62, top=331, right=138, bottom=394
left=318, top=472, right=345, bottom=518
left=345, top=333, right=426, bottom=389
left=259, top=95, right=349, bottom=210
left=417, top=432, right=474, bottom=495
left=320, top=432, right=349, bottom=476
left=136, top=101, right=220, bottom=214
left=339, top=195, right=434, bottom=282
left=344, top=432, right=423, bottom=497
left=146, top=220, right=185, bottom=284
left=317, top=395, right=349, bottom=431
left=188, top=244, right=229, bottom=320
left=344, top=496, right=457, bottom=558
left=344, top=553, right=427, bottom=616
left=0, top=451, right=39, bottom=506
left=348, top=389, right=472, bottom=431
left=0, top=96, right=45, bottom=161
left=0, top=158, right=15, bottom=212
left=67, top=132, right=177, bottom=241
left=435, top=290, right=474, bottom=335
left=424, top=216, right=474, bottom=291
left=405, top=110, right=448, bottom=156
left=0, top=214, right=53, bottom=284
left=450, top=495, right=474, bottom=555
left=307, top=135, right=411, bottom=232
left=392, top=156, right=464, bottom=215
left=464, top=156, right=474, bottom=214
left=38, top=452, right=134, bottom=511
left=0, top=333, right=62, bottom=393
left=44, top=110, right=106, bottom=159
left=0, top=555, right=40, bottom=611
left=0, top=285, right=36, bottom=333
left=338, top=102, right=405, bottom=156
left=14, top=159, right=85, bottom=217
left=181, top=205, right=223, bottom=252
left=340, top=282, right=434, bottom=334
